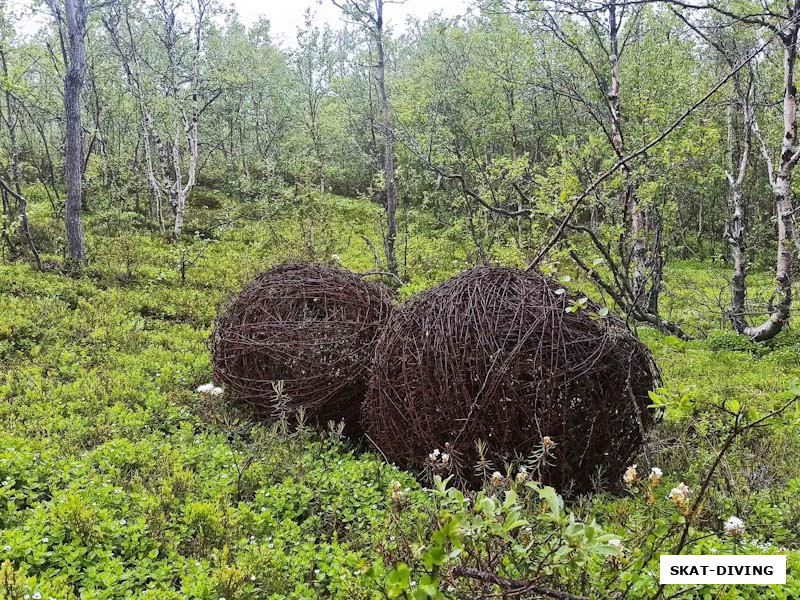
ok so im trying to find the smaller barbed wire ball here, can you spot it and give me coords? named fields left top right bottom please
left=362, top=266, right=660, bottom=493
left=210, top=262, right=393, bottom=435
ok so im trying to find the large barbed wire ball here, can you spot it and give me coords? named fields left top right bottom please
left=211, top=262, right=393, bottom=435
left=362, top=266, right=659, bottom=493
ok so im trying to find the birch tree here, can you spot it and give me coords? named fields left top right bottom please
left=106, top=0, right=217, bottom=239
left=533, top=1, right=673, bottom=321
left=679, top=0, right=800, bottom=339
left=745, top=2, right=800, bottom=339
left=331, top=0, right=399, bottom=276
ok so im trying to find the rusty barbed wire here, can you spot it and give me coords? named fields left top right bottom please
left=210, top=263, right=393, bottom=435
left=362, top=266, right=660, bottom=493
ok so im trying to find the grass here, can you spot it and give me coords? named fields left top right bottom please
left=0, top=193, right=799, bottom=598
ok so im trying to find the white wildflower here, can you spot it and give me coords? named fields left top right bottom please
left=724, top=516, right=745, bottom=537
left=648, top=467, right=662, bottom=486
left=196, top=383, right=215, bottom=394
left=623, top=464, right=638, bottom=485
left=668, top=482, right=690, bottom=510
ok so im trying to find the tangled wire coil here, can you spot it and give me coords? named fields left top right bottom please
left=210, top=263, right=393, bottom=434
left=362, top=266, right=659, bottom=492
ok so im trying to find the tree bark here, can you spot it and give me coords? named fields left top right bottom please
left=726, top=101, right=748, bottom=332
left=374, top=0, right=398, bottom=276
left=61, top=0, right=88, bottom=268
left=607, top=0, right=648, bottom=306
left=743, top=12, right=800, bottom=340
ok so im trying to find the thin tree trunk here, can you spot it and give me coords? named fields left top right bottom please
left=607, top=0, right=647, bottom=306
left=0, top=177, right=42, bottom=270
left=0, top=47, right=42, bottom=270
left=60, top=0, right=87, bottom=268
left=744, top=14, right=800, bottom=340
left=374, top=0, right=398, bottom=276
left=647, top=212, right=663, bottom=315
left=0, top=54, right=22, bottom=200
left=726, top=102, right=748, bottom=332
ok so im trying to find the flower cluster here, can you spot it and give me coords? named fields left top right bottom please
left=648, top=467, right=662, bottom=486
left=623, top=464, right=638, bottom=485
left=426, top=446, right=453, bottom=471
left=723, top=516, right=745, bottom=538
left=427, top=448, right=450, bottom=465
left=196, top=383, right=223, bottom=397
left=668, top=482, right=691, bottom=514
left=623, top=465, right=664, bottom=505
left=515, top=467, right=529, bottom=484
left=390, top=480, right=411, bottom=505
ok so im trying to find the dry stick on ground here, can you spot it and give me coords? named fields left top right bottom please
left=526, top=16, right=794, bottom=271
left=359, top=233, right=383, bottom=271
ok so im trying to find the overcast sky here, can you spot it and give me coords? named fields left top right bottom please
left=235, top=1, right=471, bottom=46
left=7, top=0, right=471, bottom=46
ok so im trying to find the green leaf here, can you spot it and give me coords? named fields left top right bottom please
left=385, top=563, right=411, bottom=598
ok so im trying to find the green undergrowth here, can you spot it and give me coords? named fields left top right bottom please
left=1, top=194, right=799, bottom=598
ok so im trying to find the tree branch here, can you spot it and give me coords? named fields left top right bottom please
left=527, top=16, right=791, bottom=270
left=452, top=566, right=589, bottom=600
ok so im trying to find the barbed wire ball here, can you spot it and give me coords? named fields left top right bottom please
left=210, top=262, right=393, bottom=435
left=362, top=266, right=660, bottom=493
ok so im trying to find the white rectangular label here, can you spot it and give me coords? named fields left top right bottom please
left=660, top=555, right=785, bottom=584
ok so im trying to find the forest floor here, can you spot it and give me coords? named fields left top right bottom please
left=0, top=193, right=799, bottom=598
